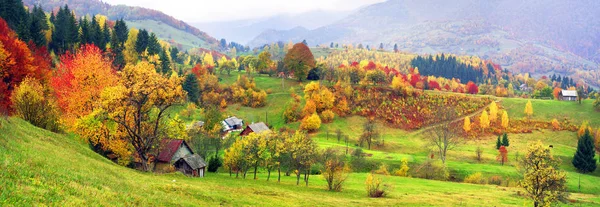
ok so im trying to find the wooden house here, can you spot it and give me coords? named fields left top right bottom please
left=559, top=90, right=577, bottom=101
left=155, top=139, right=206, bottom=177
left=240, top=122, right=271, bottom=136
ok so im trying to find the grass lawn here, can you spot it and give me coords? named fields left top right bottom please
left=3, top=118, right=599, bottom=206
left=502, top=98, right=600, bottom=128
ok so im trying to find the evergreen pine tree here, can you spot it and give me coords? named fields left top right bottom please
left=501, top=133, right=509, bottom=147
left=147, top=33, right=161, bottom=55
left=29, top=5, right=49, bottom=46
left=572, top=129, right=597, bottom=174
left=496, top=135, right=502, bottom=150
left=135, top=29, right=149, bottom=54
left=183, top=73, right=200, bottom=103
left=159, top=47, right=171, bottom=74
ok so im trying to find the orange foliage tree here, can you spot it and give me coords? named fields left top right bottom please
left=497, top=146, right=508, bottom=166
left=0, top=18, right=49, bottom=113
left=51, top=44, right=118, bottom=126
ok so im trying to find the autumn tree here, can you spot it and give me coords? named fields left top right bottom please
left=519, top=141, right=568, bottom=207
left=572, top=129, right=597, bottom=190
left=463, top=117, right=471, bottom=133
left=489, top=101, right=498, bottom=122
left=321, top=148, right=349, bottom=191
left=524, top=100, right=533, bottom=118
left=284, top=43, right=315, bottom=81
left=123, top=28, right=139, bottom=65
left=497, top=146, right=508, bottom=165
left=426, top=107, right=460, bottom=164
left=224, top=137, right=248, bottom=178
left=51, top=44, right=118, bottom=126
left=360, top=118, right=380, bottom=150
left=479, top=111, right=490, bottom=132
left=288, top=131, right=317, bottom=186
left=501, top=111, right=509, bottom=128
left=10, top=77, right=60, bottom=132
left=300, top=113, right=321, bottom=132
left=98, top=61, right=185, bottom=171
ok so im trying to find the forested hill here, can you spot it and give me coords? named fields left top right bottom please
left=23, top=0, right=218, bottom=49
left=249, top=0, right=600, bottom=87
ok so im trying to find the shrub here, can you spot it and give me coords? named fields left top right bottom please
left=374, top=164, right=390, bottom=175
left=320, top=110, right=335, bottom=123
left=365, top=173, right=389, bottom=198
left=321, top=149, right=349, bottom=191
left=488, top=175, right=503, bottom=186
left=551, top=119, right=560, bottom=130
left=415, top=159, right=449, bottom=181
left=300, top=113, right=321, bottom=132
left=11, top=78, right=60, bottom=132
left=393, top=158, right=410, bottom=177
left=464, top=172, right=486, bottom=184
left=208, top=157, right=223, bottom=172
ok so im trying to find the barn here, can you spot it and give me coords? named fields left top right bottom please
left=559, top=90, right=578, bottom=101
left=239, top=122, right=271, bottom=136
left=155, top=139, right=207, bottom=177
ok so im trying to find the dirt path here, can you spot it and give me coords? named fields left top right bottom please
left=411, top=99, right=501, bottom=135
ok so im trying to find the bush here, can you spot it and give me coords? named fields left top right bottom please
left=300, top=113, right=321, bottom=132
left=365, top=173, right=389, bottom=198
left=11, top=78, right=60, bottom=132
left=320, top=110, right=335, bottom=123
left=464, top=172, right=486, bottom=184
left=374, top=164, right=390, bottom=175
left=488, top=175, right=503, bottom=186
left=208, top=157, right=223, bottom=172
left=415, top=159, right=449, bottom=181
left=393, top=158, right=410, bottom=177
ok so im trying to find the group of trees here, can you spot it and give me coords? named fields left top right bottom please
left=224, top=131, right=318, bottom=185
left=411, top=54, right=490, bottom=84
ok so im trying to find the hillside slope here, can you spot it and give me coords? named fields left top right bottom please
left=23, top=0, right=218, bottom=50
left=0, top=117, right=575, bottom=206
left=249, top=0, right=600, bottom=87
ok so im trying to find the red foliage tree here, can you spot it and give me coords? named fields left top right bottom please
left=0, top=18, right=37, bottom=113
left=497, top=146, right=508, bottom=166
left=364, top=61, right=377, bottom=70
left=428, top=80, right=441, bottom=90
left=466, top=81, right=479, bottom=94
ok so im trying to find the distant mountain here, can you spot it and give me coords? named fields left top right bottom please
left=193, top=10, right=352, bottom=44
left=23, top=0, right=218, bottom=50
left=249, top=0, right=600, bottom=86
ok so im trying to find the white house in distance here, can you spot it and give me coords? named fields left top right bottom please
left=559, top=90, right=578, bottom=101
left=222, top=116, right=244, bottom=132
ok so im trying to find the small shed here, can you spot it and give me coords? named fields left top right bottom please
left=240, top=122, right=271, bottom=136
left=222, top=116, right=244, bottom=131
left=174, top=154, right=207, bottom=177
left=559, top=90, right=577, bottom=101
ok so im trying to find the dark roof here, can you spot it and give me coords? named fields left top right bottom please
left=248, top=122, right=271, bottom=134
left=224, top=116, right=243, bottom=126
left=181, top=154, right=207, bottom=169
left=157, top=139, right=192, bottom=162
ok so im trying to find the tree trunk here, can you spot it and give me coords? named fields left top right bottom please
left=296, top=170, right=301, bottom=185
left=278, top=167, right=281, bottom=183
left=254, top=164, right=258, bottom=180
left=235, top=170, right=239, bottom=178
left=267, top=169, right=271, bottom=181
left=305, top=169, right=310, bottom=187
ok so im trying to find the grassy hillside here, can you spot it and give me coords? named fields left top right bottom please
left=126, top=20, right=210, bottom=50
left=0, top=117, right=579, bottom=206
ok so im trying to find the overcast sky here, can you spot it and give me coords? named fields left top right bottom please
left=103, top=0, right=384, bottom=22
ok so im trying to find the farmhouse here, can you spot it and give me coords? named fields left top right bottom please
left=240, top=122, right=271, bottom=136
left=222, top=116, right=244, bottom=131
left=155, top=139, right=206, bottom=177
left=559, top=90, right=578, bottom=101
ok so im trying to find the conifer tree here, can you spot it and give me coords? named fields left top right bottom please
left=501, top=133, right=509, bottom=147
left=573, top=129, right=597, bottom=174
left=496, top=136, right=502, bottom=150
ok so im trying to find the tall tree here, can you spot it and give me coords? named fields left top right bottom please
left=50, top=5, right=79, bottom=54
left=98, top=61, right=185, bottom=171
left=134, top=29, right=149, bottom=55
left=572, top=129, right=597, bottom=190
left=360, top=118, right=379, bottom=150
left=158, top=47, right=171, bottom=74
left=426, top=107, right=460, bottom=164
left=0, top=0, right=30, bottom=41
left=182, top=73, right=200, bottom=103
left=524, top=100, right=533, bottom=118
left=28, top=5, right=49, bottom=46
left=284, top=43, right=315, bottom=82
left=519, top=141, right=567, bottom=207
left=146, top=33, right=161, bottom=56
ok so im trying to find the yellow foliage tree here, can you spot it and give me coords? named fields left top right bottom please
left=551, top=119, right=560, bottom=130
left=501, top=111, right=509, bottom=129
left=480, top=111, right=490, bottom=131
left=489, top=101, right=498, bottom=122
left=301, top=113, right=322, bottom=132
left=220, top=99, right=227, bottom=109
left=123, top=28, right=139, bottom=65
left=519, top=141, right=567, bottom=207
left=524, top=100, right=533, bottom=118
left=302, top=100, right=317, bottom=117
left=203, top=52, right=215, bottom=69
left=393, top=158, right=410, bottom=177
left=463, top=117, right=471, bottom=133
left=99, top=62, right=186, bottom=171
left=578, top=121, right=591, bottom=137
